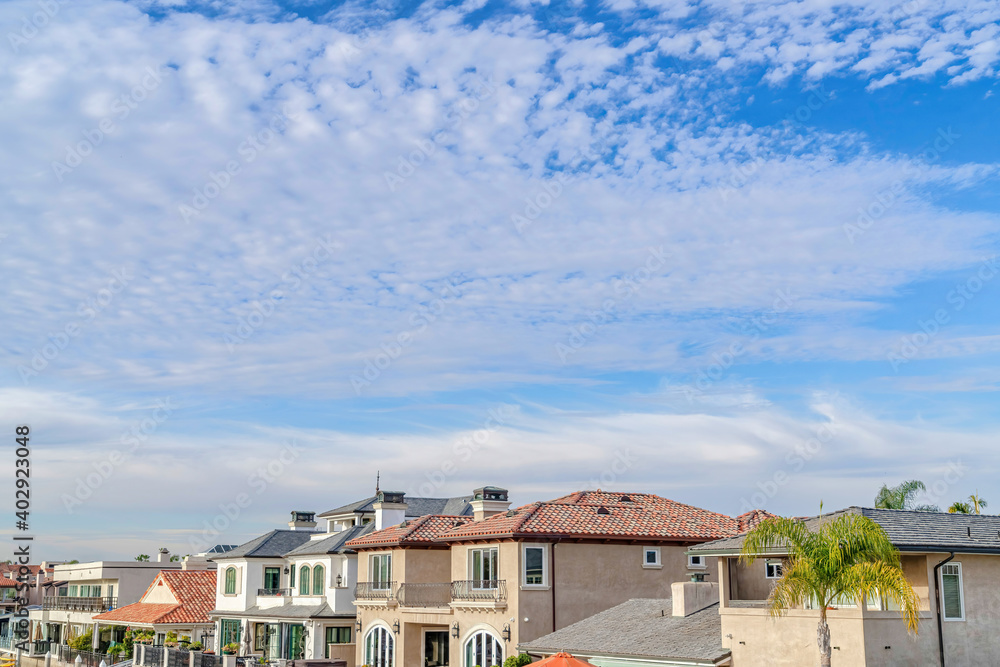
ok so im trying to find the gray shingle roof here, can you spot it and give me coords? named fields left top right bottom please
left=691, top=506, right=1000, bottom=555
left=284, top=524, right=375, bottom=556
left=520, top=598, right=728, bottom=664
left=318, top=495, right=473, bottom=519
left=218, top=530, right=317, bottom=559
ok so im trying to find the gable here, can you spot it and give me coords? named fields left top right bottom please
left=142, top=574, right=179, bottom=605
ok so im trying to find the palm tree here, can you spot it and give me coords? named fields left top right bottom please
left=874, top=479, right=939, bottom=512
left=969, top=491, right=988, bottom=514
left=950, top=493, right=987, bottom=514
left=134, top=554, right=150, bottom=562
left=948, top=500, right=972, bottom=514
left=740, top=513, right=920, bottom=667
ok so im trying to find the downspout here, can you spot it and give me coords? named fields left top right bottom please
left=933, top=552, right=955, bottom=667
left=550, top=540, right=560, bottom=633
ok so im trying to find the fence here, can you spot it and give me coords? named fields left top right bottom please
left=49, top=646, right=114, bottom=667
left=136, top=646, right=222, bottom=667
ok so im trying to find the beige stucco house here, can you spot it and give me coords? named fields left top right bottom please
left=347, top=487, right=763, bottom=667
left=688, top=507, right=1000, bottom=667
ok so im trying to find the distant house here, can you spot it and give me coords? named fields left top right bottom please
left=347, top=487, right=764, bottom=667
left=27, top=551, right=215, bottom=654
left=92, top=571, right=217, bottom=648
left=688, top=507, right=1000, bottom=666
left=208, top=491, right=474, bottom=666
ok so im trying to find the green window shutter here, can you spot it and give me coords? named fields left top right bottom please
left=313, top=565, right=325, bottom=595
left=942, top=567, right=963, bottom=619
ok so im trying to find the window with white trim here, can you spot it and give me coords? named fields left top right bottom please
left=371, top=554, right=392, bottom=590
left=643, top=547, right=661, bottom=568
left=464, top=630, right=503, bottom=666
left=469, top=547, right=499, bottom=588
left=523, top=545, right=547, bottom=587
left=765, top=561, right=783, bottom=579
left=941, top=563, right=965, bottom=621
left=364, top=626, right=393, bottom=667
left=688, top=555, right=706, bottom=569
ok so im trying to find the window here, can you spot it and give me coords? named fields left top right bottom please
left=325, top=627, right=351, bottom=658
left=643, top=547, right=661, bottom=568
left=155, top=633, right=165, bottom=646
left=290, top=564, right=296, bottom=586
left=108, top=585, right=114, bottom=599
left=765, top=561, right=783, bottom=579
left=58, top=587, right=68, bottom=597
left=688, top=555, right=706, bottom=569
left=313, top=565, right=325, bottom=595
left=224, top=567, right=237, bottom=594
left=941, top=563, right=965, bottom=621
left=299, top=566, right=311, bottom=595
left=68, top=585, right=78, bottom=597
left=80, top=586, right=91, bottom=597
left=464, top=630, right=502, bottom=666
left=523, top=545, right=547, bottom=587
left=263, top=567, right=281, bottom=591
left=91, top=586, right=101, bottom=598
left=470, top=548, right=499, bottom=588
left=220, top=619, right=242, bottom=646
left=371, top=554, right=392, bottom=590
left=364, top=626, right=394, bottom=667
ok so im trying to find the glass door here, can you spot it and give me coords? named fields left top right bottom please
left=285, top=625, right=304, bottom=660
left=424, top=631, right=449, bottom=666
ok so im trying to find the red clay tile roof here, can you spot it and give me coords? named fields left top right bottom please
left=93, top=571, right=217, bottom=626
left=346, top=515, right=475, bottom=549
left=0, top=577, right=19, bottom=587
left=736, top=509, right=777, bottom=532
left=439, top=491, right=745, bottom=543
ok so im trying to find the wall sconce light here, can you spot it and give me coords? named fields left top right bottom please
left=336, top=574, right=343, bottom=588
left=451, top=623, right=459, bottom=639
left=283, top=567, right=289, bottom=575
left=392, top=620, right=400, bottom=635
left=501, top=625, right=510, bottom=642
left=355, top=619, right=361, bottom=633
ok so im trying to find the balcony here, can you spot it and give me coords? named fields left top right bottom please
left=450, top=580, right=507, bottom=605
left=354, top=582, right=396, bottom=602
left=256, top=588, right=293, bottom=597
left=397, top=583, right=452, bottom=608
left=42, top=597, right=117, bottom=613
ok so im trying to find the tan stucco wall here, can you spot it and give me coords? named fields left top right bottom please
left=722, top=608, right=869, bottom=667
left=933, top=553, right=1000, bottom=667
left=728, top=558, right=774, bottom=602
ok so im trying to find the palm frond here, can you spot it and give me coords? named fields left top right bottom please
left=739, top=517, right=810, bottom=565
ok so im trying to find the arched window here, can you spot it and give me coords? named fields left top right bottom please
left=224, top=567, right=236, bottom=595
left=364, top=626, right=393, bottom=667
left=464, top=630, right=502, bottom=666
left=299, top=566, right=311, bottom=595
left=313, top=565, right=325, bottom=595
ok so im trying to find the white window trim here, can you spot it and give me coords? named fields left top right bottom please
left=940, top=562, right=966, bottom=622
left=765, top=560, right=783, bottom=579
left=521, top=543, right=549, bottom=589
left=642, top=547, right=662, bottom=569
left=468, top=546, right=500, bottom=585
left=687, top=555, right=707, bottom=569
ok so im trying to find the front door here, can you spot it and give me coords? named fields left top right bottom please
left=424, top=631, right=449, bottom=666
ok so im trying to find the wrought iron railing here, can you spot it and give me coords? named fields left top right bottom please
left=354, top=581, right=396, bottom=600
left=451, top=580, right=507, bottom=603
left=397, top=582, right=452, bottom=608
left=256, top=588, right=292, bottom=597
left=42, top=596, right=117, bottom=612
left=199, top=652, right=223, bottom=667
left=143, top=646, right=165, bottom=667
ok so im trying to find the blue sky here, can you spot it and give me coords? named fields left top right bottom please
left=1, top=0, right=999, bottom=561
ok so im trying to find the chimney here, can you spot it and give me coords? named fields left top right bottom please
left=157, top=548, right=170, bottom=563
left=671, top=580, right=719, bottom=617
left=288, top=511, right=318, bottom=531
left=373, top=491, right=407, bottom=530
left=470, top=486, right=511, bottom=521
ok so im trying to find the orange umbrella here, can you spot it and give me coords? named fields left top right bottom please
left=529, top=652, right=593, bottom=666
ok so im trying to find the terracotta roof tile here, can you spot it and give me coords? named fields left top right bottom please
left=440, top=491, right=743, bottom=542
left=93, top=571, right=216, bottom=626
left=0, top=577, right=20, bottom=587
left=346, top=515, right=475, bottom=549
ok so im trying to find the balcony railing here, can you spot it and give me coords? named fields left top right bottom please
left=397, top=583, right=452, bottom=608
left=354, top=581, right=396, bottom=601
left=42, top=597, right=117, bottom=612
left=451, top=580, right=507, bottom=603
left=256, top=588, right=292, bottom=597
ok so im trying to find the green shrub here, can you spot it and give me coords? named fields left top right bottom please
left=502, top=654, right=532, bottom=667
left=69, top=632, right=93, bottom=651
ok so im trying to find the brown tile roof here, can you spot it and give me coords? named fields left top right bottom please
left=349, top=490, right=749, bottom=547
left=0, top=577, right=19, bottom=588
left=346, top=515, right=475, bottom=549
left=736, top=509, right=777, bottom=532
left=93, top=571, right=217, bottom=626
